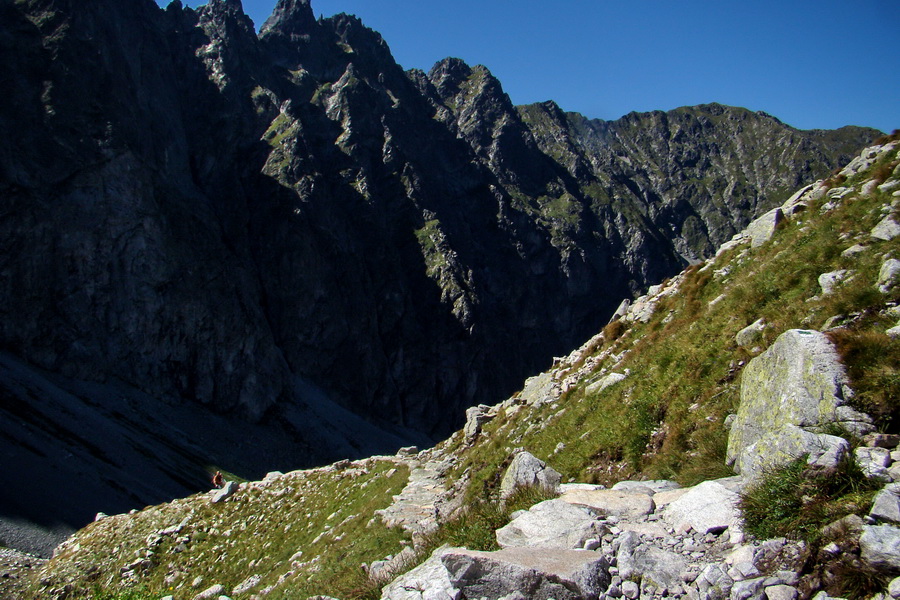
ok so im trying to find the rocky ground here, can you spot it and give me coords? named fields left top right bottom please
left=0, top=548, right=44, bottom=600
left=379, top=139, right=900, bottom=600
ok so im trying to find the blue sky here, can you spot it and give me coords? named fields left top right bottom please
left=156, top=0, right=898, bottom=133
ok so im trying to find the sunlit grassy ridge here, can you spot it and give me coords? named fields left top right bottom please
left=446, top=138, right=900, bottom=502
left=32, top=460, right=412, bottom=599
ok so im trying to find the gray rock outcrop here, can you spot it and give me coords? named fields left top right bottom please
left=746, top=207, right=784, bottom=248
left=499, top=452, right=562, bottom=498
left=464, top=405, right=496, bottom=442
left=727, top=329, right=873, bottom=480
left=495, top=499, right=605, bottom=549
left=871, top=484, right=900, bottom=524
left=879, top=259, right=900, bottom=293
left=873, top=217, right=900, bottom=241
left=662, top=480, right=741, bottom=534
left=861, top=525, right=900, bottom=571
left=441, top=547, right=611, bottom=600
left=818, top=270, right=850, bottom=295
left=735, top=319, right=766, bottom=348
left=211, top=481, right=239, bottom=504
left=380, top=547, right=460, bottom=600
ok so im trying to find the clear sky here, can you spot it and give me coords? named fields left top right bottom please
left=156, top=0, right=898, bottom=133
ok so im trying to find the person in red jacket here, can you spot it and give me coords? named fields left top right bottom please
left=212, top=471, right=224, bottom=488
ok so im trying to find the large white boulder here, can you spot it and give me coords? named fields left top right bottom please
left=662, top=480, right=741, bottom=534
left=495, top=499, right=605, bottom=550
left=380, top=547, right=460, bottom=600
left=727, top=329, right=873, bottom=481
left=861, top=524, right=900, bottom=571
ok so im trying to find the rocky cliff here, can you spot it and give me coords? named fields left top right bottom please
left=0, top=0, right=881, bottom=529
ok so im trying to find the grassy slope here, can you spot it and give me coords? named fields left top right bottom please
left=29, top=460, right=412, bottom=599
left=20, top=138, right=900, bottom=600
left=446, top=137, right=900, bottom=504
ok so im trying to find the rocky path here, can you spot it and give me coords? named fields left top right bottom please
left=377, top=452, right=457, bottom=536
left=382, top=459, right=811, bottom=600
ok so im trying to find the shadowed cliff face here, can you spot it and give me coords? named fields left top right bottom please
left=0, top=0, right=881, bottom=499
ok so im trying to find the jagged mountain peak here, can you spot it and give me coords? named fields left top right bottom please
left=259, top=0, right=316, bottom=38
left=427, top=58, right=504, bottom=101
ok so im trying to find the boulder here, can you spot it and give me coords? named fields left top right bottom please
left=879, top=259, right=900, bottom=293
left=232, top=574, right=262, bottom=595
left=736, top=319, right=766, bottom=347
left=615, top=530, right=642, bottom=581
left=585, top=372, right=627, bottom=395
left=381, top=547, right=460, bottom=600
left=857, top=446, right=892, bottom=481
left=881, top=180, right=900, bottom=194
left=730, top=577, right=766, bottom=600
left=727, top=329, right=872, bottom=481
left=495, top=499, right=605, bottom=549
left=765, top=585, right=798, bottom=600
left=211, top=481, right=239, bottom=504
left=559, top=488, right=655, bottom=520
left=610, top=299, right=631, bottom=322
left=818, top=270, right=849, bottom=295
left=499, top=451, right=562, bottom=498
left=193, top=585, right=225, bottom=600
left=861, top=524, right=900, bottom=571
left=873, top=217, right=900, bottom=242
left=841, top=244, right=868, bottom=258
left=746, top=207, right=784, bottom=248
left=663, top=480, right=741, bottom=534
left=696, top=563, right=734, bottom=599
left=736, top=425, right=849, bottom=482
left=464, top=405, right=495, bottom=441
left=781, top=184, right=814, bottom=215
left=871, top=484, right=900, bottom=524
left=630, top=545, right=688, bottom=590
left=889, top=575, right=900, bottom=599
left=862, top=180, right=881, bottom=197
left=441, top=547, right=610, bottom=600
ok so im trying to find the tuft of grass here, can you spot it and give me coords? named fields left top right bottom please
left=602, top=319, right=626, bottom=342
left=739, top=457, right=878, bottom=542
left=829, top=328, right=900, bottom=430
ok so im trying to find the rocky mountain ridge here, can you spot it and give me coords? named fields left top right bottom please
left=0, top=0, right=882, bottom=534
left=9, top=130, right=900, bottom=600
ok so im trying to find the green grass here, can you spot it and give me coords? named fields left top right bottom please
left=739, top=457, right=878, bottom=542
left=29, top=461, right=412, bottom=600
left=445, top=142, right=900, bottom=498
